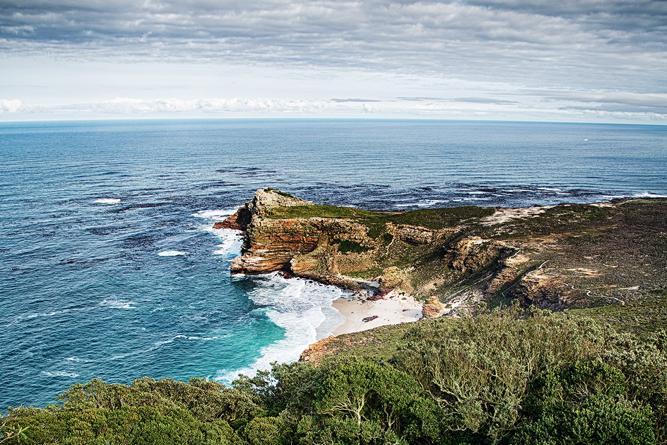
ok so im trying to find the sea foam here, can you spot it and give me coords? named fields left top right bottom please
left=41, top=370, right=80, bottom=378
left=194, top=208, right=244, bottom=257
left=99, top=298, right=136, bottom=310
left=158, top=250, right=187, bottom=257
left=94, top=198, right=121, bottom=205
left=216, top=273, right=348, bottom=383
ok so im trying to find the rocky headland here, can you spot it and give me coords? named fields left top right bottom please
left=221, top=187, right=665, bottom=312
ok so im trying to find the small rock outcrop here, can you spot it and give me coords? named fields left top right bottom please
left=422, top=296, right=446, bottom=318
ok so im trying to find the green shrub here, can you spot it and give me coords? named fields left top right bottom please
left=510, top=360, right=656, bottom=444
left=334, top=239, right=371, bottom=254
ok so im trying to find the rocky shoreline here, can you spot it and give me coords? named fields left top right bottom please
left=217, top=188, right=667, bottom=339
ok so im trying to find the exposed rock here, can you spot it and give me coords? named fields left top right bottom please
left=447, top=236, right=510, bottom=274
left=230, top=218, right=321, bottom=273
left=300, top=336, right=334, bottom=363
left=422, top=296, right=446, bottom=318
left=511, top=269, right=573, bottom=310
left=388, top=223, right=437, bottom=244
left=247, top=188, right=311, bottom=216
left=214, top=207, right=252, bottom=230
left=362, top=315, right=379, bottom=322
left=378, top=266, right=412, bottom=294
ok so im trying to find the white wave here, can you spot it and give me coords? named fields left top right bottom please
left=192, top=208, right=237, bottom=220
left=154, top=334, right=220, bottom=347
left=94, top=198, right=121, bottom=205
left=211, top=228, right=244, bottom=256
left=537, top=187, right=563, bottom=192
left=41, top=370, right=80, bottom=378
left=633, top=192, right=667, bottom=198
left=215, top=273, right=349, bottom=383
left=193, top=208, right=244, bottom=257
left=13, top=309, right=70, bottom=322
left=395, top=199, right=444, bottom=208
left=158, top=250, right=187, bottom=257
left=99, top=298, right=136, bottom=310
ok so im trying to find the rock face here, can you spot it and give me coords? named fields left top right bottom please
left=220, top=188, right=667, bottom=313
left=213, top=207, right=252, bottom=231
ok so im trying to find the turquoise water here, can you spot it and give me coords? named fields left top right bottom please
left=1, top=119, right=665, bottom=410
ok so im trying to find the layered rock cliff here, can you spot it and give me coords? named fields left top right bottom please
left=220, top=189, right=667, bottom=315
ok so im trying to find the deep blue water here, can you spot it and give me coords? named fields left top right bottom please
left=1, top=119, right=665, bottom=410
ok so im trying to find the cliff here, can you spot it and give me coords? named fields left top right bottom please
left=221, top=189, right=667, bottom=315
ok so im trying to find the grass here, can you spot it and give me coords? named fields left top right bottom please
left=267, top=203, right=495, bottom=233
left=567, top=289, right=667, bottom=337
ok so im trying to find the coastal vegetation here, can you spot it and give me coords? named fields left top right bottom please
left=2, top=311, right=665, bottom=444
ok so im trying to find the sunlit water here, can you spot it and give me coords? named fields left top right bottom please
left=1, top=119, right=665, bottom=410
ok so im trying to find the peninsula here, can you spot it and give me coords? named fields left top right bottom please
left=218, top=188, right=666, bottom=318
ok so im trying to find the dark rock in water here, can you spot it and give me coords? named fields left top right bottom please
left=214, top=207, right=252, bottom=231
left=362, top=315, right=379, bottom=323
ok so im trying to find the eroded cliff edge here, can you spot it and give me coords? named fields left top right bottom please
left=219, top=188, right=667, bottom=317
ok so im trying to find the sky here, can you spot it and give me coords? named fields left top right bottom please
left=1, top=0, right=666, bottom=123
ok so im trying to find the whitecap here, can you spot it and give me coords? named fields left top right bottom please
left=537, top=187, right=563, bottom=192
left=154, top=334, right=220, bottom=347
left=192, top=208, right=237, bottom=220
left=633, top=192, right=667, bottom=198
left=211, top=229, right=244, bottom=256
left=99, top=298, right=136, bottom=310
left=194, top=208, right=244, bottom=257
left=94, top=198, right=121, bottom=205
left=158, top=250, right=187, bottom=257
left=215, top=273, right=349, bottom=383
left=41, top=370, right=80, bottom=378
left=395, top=199, right=444, bottom=208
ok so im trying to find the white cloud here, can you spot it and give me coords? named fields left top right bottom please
left=0, top=1, right=665, bottom=122
left=0, top=99, right=24, bottom=113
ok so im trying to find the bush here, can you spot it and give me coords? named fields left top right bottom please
left=2, top=312, right=665, bottom=444
left=510, top=359, right=656, bottom=444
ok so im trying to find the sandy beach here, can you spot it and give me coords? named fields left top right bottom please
left=330, top=291, right=423, bottom=336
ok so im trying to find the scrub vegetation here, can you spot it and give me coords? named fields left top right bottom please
left=3, top=311, right=665, bottom=444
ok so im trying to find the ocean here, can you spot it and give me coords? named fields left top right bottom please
left=1, top=119, right=665, bottom=410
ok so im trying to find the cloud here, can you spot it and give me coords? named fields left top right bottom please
left=0, top=99, right=24, bottom=112
left=0, top=1, right=665, bottom=122
left=398, top=97, right=519, bottom=105
left=3, top=94, right=664, bottom=123
left=330, top=98, right=383, bottom=103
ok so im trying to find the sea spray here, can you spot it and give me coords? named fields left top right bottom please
left=193, top=209, right=244, bottom=257
left=216, top=272, right=348, bottom=383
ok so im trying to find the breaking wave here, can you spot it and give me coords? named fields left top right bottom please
left=216, top=273, right=348, bottom=383
left=94, top=198, right=121, bottom=205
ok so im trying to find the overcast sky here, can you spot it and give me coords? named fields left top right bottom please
left=1, top=0, right=666, bottom=122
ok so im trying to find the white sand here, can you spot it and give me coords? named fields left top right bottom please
left=480, top=206, right=550, bottom=226
left=330, top=291, right=423, bottom=335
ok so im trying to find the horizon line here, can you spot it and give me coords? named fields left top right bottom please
left=1, top=116, right=666, bottom=127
